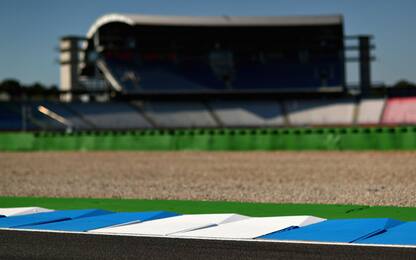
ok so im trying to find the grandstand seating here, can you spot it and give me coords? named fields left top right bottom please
left=103, top=59, right=218, bottom=93
left=4, top=97, right=416, bottom=131
left=26, top=102, right=67, bottom=130
left=285, top=99, right=355, bottom=126
left=39, top=101, right=94, bottom=130
left=104, top=58, right=344, bottom=93
left=356, top=99, right=385, bottom=125
left=0, top=101, right=95, bottom=131
left=65, top=102, right=151, bottom=130
left=177, top=60, right=227, bottom=91
left=142, top=101, right=218, bottom=128
left=209, top=101, right=285, bottom=127
left=0, top=103, right=26, bottom=130
left=382, top=97, right=416, bottom=125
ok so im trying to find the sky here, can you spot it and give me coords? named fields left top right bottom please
left=0, top=0, right=415, bottom=87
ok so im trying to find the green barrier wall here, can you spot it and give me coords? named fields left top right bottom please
left=1, top=126, right=416, bottom=151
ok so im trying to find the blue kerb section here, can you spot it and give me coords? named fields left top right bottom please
left=259, top=226, right=300, bottom=238
left=0, top=209, right=111, bottom=228
left=23, top=211, right=179, bottom=232
left=358, top=222, right=416, bottom=245
left=260, top=218, right=403, bottom=243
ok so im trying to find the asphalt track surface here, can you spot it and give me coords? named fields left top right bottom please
left=1, top=229, right=416, bottom=260
left=1, top=151, right=416, bottom=206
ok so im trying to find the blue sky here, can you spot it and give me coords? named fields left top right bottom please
left=0, top=0, right=415, bottom=87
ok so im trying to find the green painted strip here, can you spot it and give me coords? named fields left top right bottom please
left=1, top=197, right=416, bottom=221
left=1, top=126, right=416, bottom=151
left=0, top=132, right=34, bottom=151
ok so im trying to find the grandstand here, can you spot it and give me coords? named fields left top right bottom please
left=3, top=97, right=416, bottom=131
left=356, top=99, right=385, bottom=125
left=138, top=101, right=217, bottom=128
left=65, top=102, right=151, bottom=130
left=285, top=99, right=355, bottom=126
left=79, top=14, right=346, bottom=94
left=209, top=100, right=285, bottom=127
left=5, top=13, right=414, bottom=132
left=382, top=97, right=416, bottom=125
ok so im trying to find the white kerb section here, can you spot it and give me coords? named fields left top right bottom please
left=90, top=214, right=248, bottom=235
left=0, top=207, right=53, bottom=217
left=175, top=216, right=325, bottom=239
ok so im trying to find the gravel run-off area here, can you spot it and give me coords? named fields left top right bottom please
left=0, top=151, right=415, bottom=207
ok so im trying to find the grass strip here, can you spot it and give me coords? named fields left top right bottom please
left=1, top=196, right=415, bottom=221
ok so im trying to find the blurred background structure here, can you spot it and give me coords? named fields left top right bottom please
left=0, top=12, right=415, bottom=139
left=0, top=14, right=396, bottom=131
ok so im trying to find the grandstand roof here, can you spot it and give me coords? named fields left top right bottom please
left=86, top=13, right=343, bottom=38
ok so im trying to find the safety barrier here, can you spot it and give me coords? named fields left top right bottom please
left=1, top=126, right=416, bottom=151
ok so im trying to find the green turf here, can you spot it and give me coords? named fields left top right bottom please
left=1, top=196, right=416, bottom=221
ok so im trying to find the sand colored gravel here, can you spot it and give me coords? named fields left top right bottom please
left=0, top=151, right=415, bottom=206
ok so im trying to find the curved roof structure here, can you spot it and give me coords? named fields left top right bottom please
left=86, top=13, right=343, bottom=38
